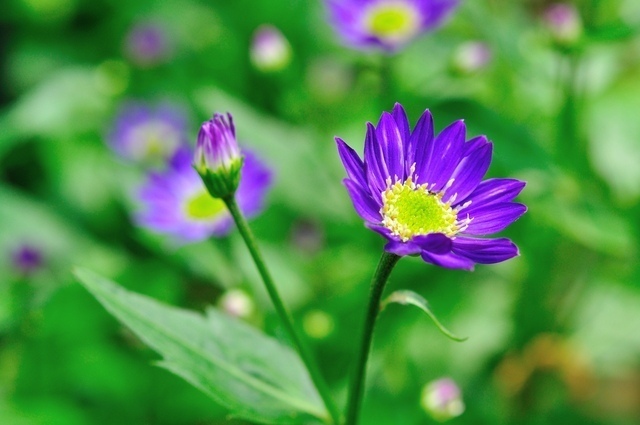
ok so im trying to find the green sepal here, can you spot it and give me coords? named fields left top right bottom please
left=195, top=156, right=244, bottom=199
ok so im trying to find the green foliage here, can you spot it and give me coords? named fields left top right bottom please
left=1, top=0, right=640, bottom=424
left=74, top=268, right=327, bottom=424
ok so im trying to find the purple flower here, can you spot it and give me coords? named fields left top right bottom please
left=12, top=244, right=44, bottom=274
left=421, top=378, right=465, bottom=421
left=336, top=103, right=526, bottom=270
left=250, top=25, right=292, bottom=72
left=326, top=0, right=459, bottom=51
left=136, top=148, right=272, bottom=242
left=125, top=22, right=172, bottom=67
left=108, top=102, right=189, bottom=165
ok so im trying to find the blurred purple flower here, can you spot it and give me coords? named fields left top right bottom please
left=12, top=245, right=43, bottom=274
left=421, top=377, right=465, bottom=421
left=125, top=22, right=172, bottom=67
left=136, top=148, right=272, bottom=242
left=108, top=102, right=189, bottom=165
left=326, top=0, right=459, bottom=51
left=250, top=25, right=292, bottom=72
left=336, top=103, right=526, bottom=270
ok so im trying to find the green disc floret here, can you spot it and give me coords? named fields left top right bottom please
left=381, top=178, right=458, bottom=241
left=367, top=4, right=418, bottom=39
left=185, top=191, right=226, bottom=219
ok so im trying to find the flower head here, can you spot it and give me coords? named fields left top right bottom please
left=137, top=148, right=272, bottom=243
left=336, top=103, right=526, bottom=270
left=125, top=22, right=172, bottom=67
left=421, top=378, right=465, bottom=421
left=250, top=25, right=292, bottom=72
left=108, top=102, right=188, bottom=165
left=326, top=0, right=459, bottom=51
left=194, top=113, right=243, bottom=199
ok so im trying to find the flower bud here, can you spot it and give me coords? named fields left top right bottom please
left=12, top=244, right=44, bottom=275
left=421, top=378, right=465, bottom=422
left=219, top=289, right=254, bottom=319
left=543, top=3, right=583, bottom=47
left=452, top=41, right=492, bottom=74
left=125, top=22, right=172, bottom=67
left=194, top=113, right=243, bottom=199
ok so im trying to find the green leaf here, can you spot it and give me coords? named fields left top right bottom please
left=73, top=268, right=328, bottom=425
left=380, top=290, right=467, bottom=342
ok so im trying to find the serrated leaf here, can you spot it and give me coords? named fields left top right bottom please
left=74, top=268, right=328, bottom=425
left=381, top=290, right=467, bottom=342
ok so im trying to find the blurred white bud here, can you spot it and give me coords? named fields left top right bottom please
left=250, top=25, right=292, bottom=72
left=219, top=289, right=254, bottom=319
left=543, top=3, right=583, bottom=46
left=421, top=377, right=465, bottom=422
left=452, top=41, right=492, bottom=74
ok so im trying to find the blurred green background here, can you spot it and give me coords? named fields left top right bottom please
left=1, top=0, right=639, bottom=424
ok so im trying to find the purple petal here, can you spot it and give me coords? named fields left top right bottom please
left=375, top=112, right=405, bottom=182
left=410, top=109, right=435, bottom=179
left=366, top=223, right=393, bottom=239
left=392, top=103, right=410, bottom=147
left=452, top=237, right=519, bottom=264
left=344, top=179, right=382, bottom=223
left=459, top=178, right=526, bottom=209
left=364, top=123, right=388, bottom=193
left=336, top=137, right=367, bottom=189
left=464, top=203, right=527, bottom=235
left=461, top=135, right=489, bottom=156
left=421, top=251, right=475, bottom=271
left=446, top=140, right=492, bottom=203
left=412, top=233, right=452, bottom=254
left=384, top=240, right=421, bottom=256
left=421, top=120, right=466, bottom=190
left=236, top=151, right=273, bottom=218
left=419, top=0, right=460, bottom=27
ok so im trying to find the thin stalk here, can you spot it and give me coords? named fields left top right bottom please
left=345, top=252, right=400, bottom=425
left=379, top=54, right=395, bottom=109
left=223, top=196, right=341, bottom=425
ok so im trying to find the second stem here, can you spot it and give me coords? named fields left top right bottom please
left=223, top=196, right=341, bottom=425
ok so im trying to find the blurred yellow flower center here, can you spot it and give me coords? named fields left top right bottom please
left=185, top=191, right=225, bottom=219
left=366, top=3, right=419, bottom=40
left=131, top=122, right=180, bottom=162
left=381, top=177, right=458, bottom=242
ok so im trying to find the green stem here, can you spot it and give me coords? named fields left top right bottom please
left=223, top=196, right=341, bottom=425
left=345, top=252, right=400, bottom=425
left=379, top=54, right=395, bottom=109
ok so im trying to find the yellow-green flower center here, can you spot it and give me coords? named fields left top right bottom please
left=130, top=122, right=180, bottom=162
left=366, top=3, right=419, bottom=40
left=185, top=191, right=225, bottom=219
left=381, top=178, right=458, bottom=241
